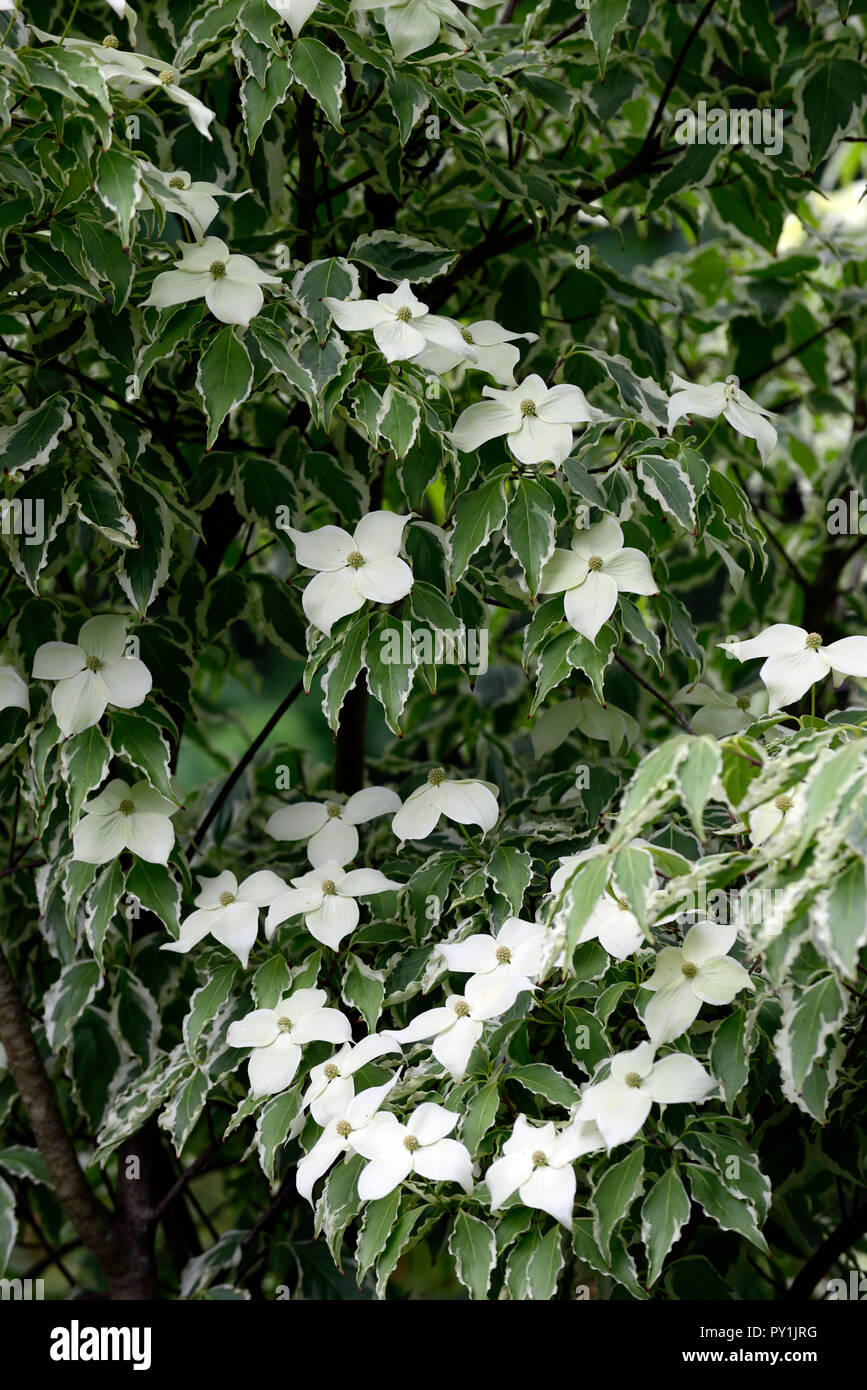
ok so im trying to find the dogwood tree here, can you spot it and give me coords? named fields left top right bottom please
left=0, top=0, right=866, bottom=1304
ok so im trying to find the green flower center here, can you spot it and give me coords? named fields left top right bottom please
left=403, top=1134, right=420, bottom=1152
left=324, top=1063, right=340, bottom=1080
left=168, top=175, right=186, bottom=189
left=532, top=1150, right=548, bottom=1167
left=805, top=632, right=822, bottom=650
left=326, top=802, right=342, bottom=818
left=625, top=1072, right=642, bottom=1089
left=453, top=1000, right=470, bottom=1017
left=682, top=961, right=698, bottom=979
left=102, top=36, right=120, bottom=48
left=159, top=69, right=175, bottom=86
left=520, top=399, right=537, bottom=417
left=346, top=551, right=364, bottom=569
left=85, top=654, right=103, bottom=671
left=587, top=555, right=604, bottom=572
left=336, top=1119, right=352, bottom=1138
left=736, top=695, right=751, bottom=710
left=427, top=767, right=445, bottom=786
left=209, top=260, right=227, bottom=278
left=276, top=1016, right=292, bottom=1033
left=396, top=307, right=413, bottom=322
left=118, top=800, right=135, bottom=816
left=775, top=794, right=793, bottom=813
left=495, top=946, right=511, bottom=965
left=461, top=327, right=474, bottom=344
left=219, top=891, right=235, bottom=906
left=723, top=374, right=739, bottom=401
left=320, top=879, right=336, bottom=895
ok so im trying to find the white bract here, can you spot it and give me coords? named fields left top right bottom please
left=411, top=318, right=538, bottom=385
left=386, top=994, right=486, bottom=1081
left=0, top=665, right=28, bottom=714
left=352, top=1102, right=473, bottom=1201
left=450, top=374, right=607, bottom=467
left=266, top=786, right=401, bottom=866
left=576, top=1041, right=716, bottom=1149
left=32, top=615, right=151, bottom=737
left=748, top=787, right=802, bottom=848
left=351, top=0, right=483, bottom=60
left=391, top=767, right=499, bottom=843
left=485, top=1115, right=604, bottom=1226
left=296, top=1078, right=398, bottom=1202
left=226, top=988, right=351, bottom=1097
left=265, top=860, right=402, bottom=950
left=284, top=510, right=413, bottom=637
left=678, top=681, right=767, bottom=737
left=644, top=920, right=753, bottom=1044
left=301, top=1035, right=400, bottom=1124
left=323, top=279, right=467, bottom=364
left=73, top=779, right=176, bottom=865
left=667, top=372, right=777, bottom=464
left=160, top=869, right=287, bottom=969
left=143, top=236, right=281, bottom=326
left=438, top=917, right=549, bottom=1019
left=140, top=168, right=244, bottom=241
left=541, top=516, right=657, bottom=643
left=67, top=42, right=215, bottom=139
left=266, top=0, right=319, bottom=36
left=720, top=623, right=867, bottom=711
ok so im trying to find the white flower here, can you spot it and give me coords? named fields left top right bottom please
left=73, top=778, right=175, bottom=865
left=391, top=767, right=499, bottom=843
left=532, top=694, right=639, bottom=757
left=748, top=788, right=802, bottom=848
left=667, top=372, right=777, bottom=464
left=267, top=0, right=319, bottom=37
left=301, top=1036, right=401, bottom=1124
left=160, top=869, right=287, bottom=969
left=677, top=681, right=767, bottom=737
left=386, top=994, right=487, bottom=1080
left=140, top=168, right=245, bottom=241
left=32, top=615, right=151, bottom=737
left=644, top=920, right=753, bottom=1044
left=720, top=623, right=867, bottom=711
left=353, top=1102, right=473, bottom=1201
left=449, top=373, right=607, bottom=467
left=438, top=917, right=549, bottom=1019
left=266, top=860, right=402, bottom=950
left=576, top=1041, right=716, bottom=1150
left=0, top=665, right=28, bottom=714
left=411, top=318, right=538, bottom=386
left=541, top=516, right=657, bottom=643
left=323, top=279, right=467, bottom=364
left=284, top=510, right=413, bottom=637
left=227, top=988, right=352, bottom=1097
left=142, top=236, right=281, bottom=326
left=266, top=786, right=401, bottom=867
left=67, top=42, right=215, bottom=139
left=296, top=1077, right=398, bottom=1202
left=485, top=1114, right=604, bottom=1226
left=351, top=0, right=481, bottom=60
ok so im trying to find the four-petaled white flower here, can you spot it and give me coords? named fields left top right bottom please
left=285, top=511, right=413, bottom=637
left=667, top=372, right=777, bottom=464
left=438, top=917, right=549, bottom=1019
left=351, top=0, right=482, bottom=60
left=575, top=1041, right=715, bottom=1150
left=141, top=168, right=245, bottom=241
left=301, top=1035, right=401, bottom=1124
left=644, top=920, right=753, bottom=1044
left=352, top=1101, right=473, bottom=1201
left=226, top=988, right=352, bottom=1097
left=160, top=869, right=287, bottom=969
left=677, top=681, right=767, bottom=737
left=296, top=1078, right=398, bottom=1202
left=266, top=0, right=320, bottom=37
left=67, top=42, right=215, bottom=139
left=748, top=787, right=802, bottom=848
left=391, top=767, right=499, bottom=843
left=485, top=1114, right=604, bottom=1226
left=411, top=318, right=538, bottom=385
left=541, top=516, right=657, bottom=643
left=143, top=236, right=281, bottom=326
left=323, top=279, right=468, bottom=364
left=32, top=615, right=151, bottom=737
left=720, top=623, right=867, bottom=711
left=266, top=786, right=401, bottom=866
left=73, top=779, right=176, bottom=865
left=0, top=665, right=28, bottom=715
left=266, top=860, right=402, bottom=949
left=386, top=994, right=487, bottom=1081
left=449, top=374, right=607, bottom=466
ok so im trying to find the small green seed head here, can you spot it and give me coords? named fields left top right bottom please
left=336, top=1119, right=352, bottom=1138
left=587, top=555, right=604, bottom=572
left=520, top=399, right=537, bottom=417
left=682, top=961, right=698, bottom=979
left=85, top=654, right=102, bottom=671
left=453, top=1000, right=470, bottom=1018
left=427, top=767, right=445, bottom=786
left=276, top=1016, right=292, bottom=1033
left=209, top=260, right=227, bottom=278
left=403, top=1134, right=420, bottom=1152
left=324, top=1063, right=340, bottom=1081
left=531, top=1150, right=548, bottom=1167
left=320, top=879, right=336, bottom=896
left=103, top=35, right=120, bottom=48
left=168, top=175, right=186, bottom=189
left=805, top=632, right=822, bottom=650
left=346, top=551, right=364, bottom=569
left=159, top=69, right=175, bottom=86
left=326, top=802, right=342, bottom=818
left=461, top=327, right=474, bottom=344
left=118, top=799, right=135, bottom=817
left=775, top=794, right=793, bottom=813
left=736, top=695, right=751, bottom=710
left=396, top=306, right=413, bottom=323
left=495, top=945, right=511, bottom=965
left=624, top=1071, right=642, bottom=1089
left=219, top=891, right=235, bottom=907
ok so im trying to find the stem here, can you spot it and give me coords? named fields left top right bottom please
left=614, top=653, right=697, bottom=735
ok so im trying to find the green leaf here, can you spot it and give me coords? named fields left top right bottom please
left=506, top=1227, right=565, bottom=1299
left=676, top=735, right=722, bottom=840
left=44, top=960, right=102, bottom=1048
left=289, top=38, right=346, bottom=129
left=240, top=55, right=293, bottom=150
left=460, top=1081, right=500, bottom=1154
left=587, top=0, right=629, bottom=76
left=110, top=709, right=178, bottom=803
left=636, top=454, right=698, bottom=530
left=0, top=1175, right=18, bottom=1271
left=364, top=614, right=419, bottom=734
left=486, top=846, right=532, bottom=915
left=640, top=1166, right=690, bottom=1285
left=95, top=148, right=142, bottom=247
left=183, top=964, right=239, bottom=1054
left=256, top=1090, right=301, bottom=1185
left=793, top=57, right=867, bottom=166
left=592, top=1146, right=645, bottom=1260
left=341, top=953, right=385, bottom=1030
left=449, top=1210, right=496, bottom=1300
left=505, top=478, right=556, bottom=596
left=710, top=1008, right=750, bottom=1110
left=450, top=476, right=508, bottom=584
left=376, top=385, right=421, bottom=460
left=320, top=613, right=369, bottom=731
left=196, top=327, right=254, bottom=448
left=84, top=860, right=126, bottom=967
left=0, top=395, right=70, bottom=476
left=60, top=724, right=111, bottom=826
left=613, top=844, right=654, bottom=930
left=291, top=257, right=358, bottom=340
left=253, top=955, right=292, bottom=1009
left=552, top=852, right=608, bottom=961
left=356, top=1188, right=402, bottom=1281
left=508, top=1063, right=582, bottom=1108
left=349, top=229, right=457, bottom=285
left=813, top=857, right=867, bottom=978
left=685, top=1163, right=768, bottom=1253
left=126, top=860, right=182, bottom=935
